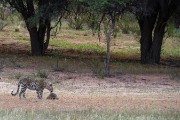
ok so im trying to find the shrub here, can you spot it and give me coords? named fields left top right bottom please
left=68, top=16, right=85, bottom=30
left=0, top=19, right=8, bottom=31
left=36, top=70, right=48, bottom=78
left=52, top=59, right=64, bottom=72
left=88, top=59, right=105, bottom=79
left=14, top=72, right=22, bottom=79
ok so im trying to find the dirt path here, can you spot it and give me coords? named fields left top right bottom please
left=0, top=73, right=180, bottom=111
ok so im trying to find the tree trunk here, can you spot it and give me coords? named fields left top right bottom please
left=150, top=11, right=168, bottom=64
left=38, top=24, right=46, bottom=55
left=105, top=15, right=115, bottom=77
left=27, top=18, right=51, bottom=56
left=28, top=27, right=42, bottom=56
left=137, top=0, right=180, bottom=64
left=139, top=16, right=167, bottom=64
left=105, top=30, right=111, bottom=77
left=138, top=15, right=157, bottom=64
left=28, top=21, right=51, bottom=56
left=44, top=20, right=51, bottom=51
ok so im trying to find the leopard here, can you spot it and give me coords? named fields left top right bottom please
left=11, top=78, right=53, bottom=99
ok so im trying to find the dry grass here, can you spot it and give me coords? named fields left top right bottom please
left=0, top=94, right=180, bottom=111
left=0, top=65, right=180, bottom=111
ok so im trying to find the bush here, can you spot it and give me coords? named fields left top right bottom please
left=166, top=23, right=180, bottom=38
left=52, top=59, right=64, bottom=72
left=0, top=19, right=7, bottom=31
left=68, top=16, right=85, bottom=30
left=14, top=72, right=22, bottom=79
left=36, top=70, right=48, bottom=78
left=117, top=13, right=140, bottom=35
left=88, top=59, right=105, bottom=79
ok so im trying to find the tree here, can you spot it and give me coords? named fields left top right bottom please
left=173, top=5, right=180, bottom=28
left=5, top=0, right=68, bottom=55
left=67, top=0, right=88, bottom=30
left=132, top=0, right=180, bottom=64
left=81, top=0, right=131, bottom=77
left=0, top=1, right=11, bottom=30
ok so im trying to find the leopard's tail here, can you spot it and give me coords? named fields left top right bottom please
left=11, top=83, right=20, bottom=96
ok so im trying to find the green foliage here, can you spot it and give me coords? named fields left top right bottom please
left=173, top=28, right=180, bottom=38
left=0, top=19, right=7, bottom=31
left=81, top=0, right=130, bottom=14
left=67, top=0, right=88, bottom=30
left=0, top=1, right=17, bottom=30
left=166, top=23, right=180, bottom=38
left=80, top=0, right=133, bottom=34
left=117, top=13, right=140, bottom=35
left=85, top=13, right=99, bottom=35
left=68, top=16, right=85, bottom=30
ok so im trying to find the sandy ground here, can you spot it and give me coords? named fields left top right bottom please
left=0, top=70, right=180, bottom=111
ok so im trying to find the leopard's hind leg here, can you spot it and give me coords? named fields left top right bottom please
left=19, top=87, right=27, bottom=99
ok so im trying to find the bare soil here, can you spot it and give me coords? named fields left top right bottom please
left=0, top=69, right=180, bottom=111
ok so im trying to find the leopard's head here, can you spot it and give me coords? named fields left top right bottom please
left=46, top=82, right=53, bottom=93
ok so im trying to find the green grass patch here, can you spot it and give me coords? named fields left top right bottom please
left=58, top=29, right=96, bottom=41
left=50, top=39, right=106, bottom=54
left=0, top=109, right=179, bottom=120
left=162, top=37, right=180, bottom=58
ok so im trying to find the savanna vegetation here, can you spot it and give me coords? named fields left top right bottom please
left=0, top=0, right=180, bottom=119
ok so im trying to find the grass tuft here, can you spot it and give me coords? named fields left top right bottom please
left=87, top=59, right=105, bottom=79
left=51, top=58, right=65, bottom=72
left=36, top=70, right=48, bottom=78
left=13, top=72, right=22, bottom=79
